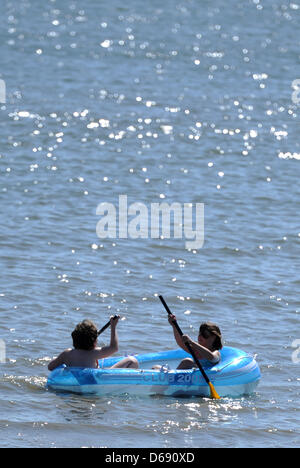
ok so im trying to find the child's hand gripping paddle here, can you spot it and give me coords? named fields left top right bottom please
left=159, top=296, right=221, bottom=400
left=97, top=315, right=119, bottom=336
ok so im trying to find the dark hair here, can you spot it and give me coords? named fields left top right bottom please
left=199, top=322, right=223, bottom=351
left=71, top=320, right=98, bottom=350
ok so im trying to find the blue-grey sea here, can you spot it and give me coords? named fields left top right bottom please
left=0, top=0, right=299, bottom=448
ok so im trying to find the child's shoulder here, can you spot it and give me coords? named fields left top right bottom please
left=210, top=350, right=221, bottom=364
left=60, top=348, right=73, bottom=357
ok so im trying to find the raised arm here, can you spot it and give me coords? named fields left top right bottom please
left=95, top=315, right=120, bottom=359
left=168, top=315, right=220, bottom=363
left=168, top=314, right=190, bottom=353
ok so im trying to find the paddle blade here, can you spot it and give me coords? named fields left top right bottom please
left=209, top=382, right=221, bottom=400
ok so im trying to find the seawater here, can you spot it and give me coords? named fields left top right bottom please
left=0, top=0, right=299, bottom=448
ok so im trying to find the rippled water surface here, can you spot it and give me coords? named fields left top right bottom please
left=0, top=0, right=299, bottom=448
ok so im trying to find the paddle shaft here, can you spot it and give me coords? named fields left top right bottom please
left=97, top=315, right=119, bottom=336
left=159, top=296, right=211, bottom=385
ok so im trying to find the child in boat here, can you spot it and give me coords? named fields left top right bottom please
left=168, top=314, right=223, bottom=369
left=48, top=316, right=138, bottom=371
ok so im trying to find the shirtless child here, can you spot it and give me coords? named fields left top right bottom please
left=48, top=316, right=138, bottom=371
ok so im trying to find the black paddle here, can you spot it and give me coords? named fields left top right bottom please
left=97, top=315, right=119, bottom=336
left=159, top=296, right=221, bottom=400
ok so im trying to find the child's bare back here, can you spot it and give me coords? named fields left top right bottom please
left=51, top=348, right=104, bottom=369
left=48, top=317, right=138, bottom=371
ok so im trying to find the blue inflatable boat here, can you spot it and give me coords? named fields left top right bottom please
left=47, top=346, right=260, bottom=398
